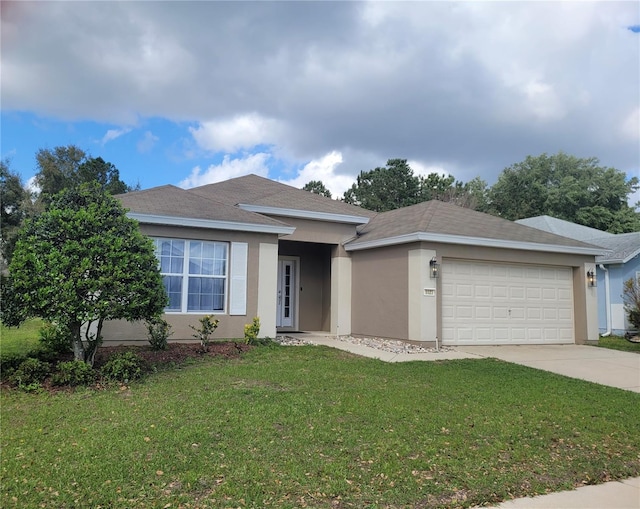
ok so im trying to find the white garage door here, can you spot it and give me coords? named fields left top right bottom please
left=442, top=260, right=574, bottom=345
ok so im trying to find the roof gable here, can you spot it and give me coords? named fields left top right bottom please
left=116, top=185, right=293, bottom=234
left=188, top=174, right=374, bottom=223
left=346, top=201, right=602, bottom=254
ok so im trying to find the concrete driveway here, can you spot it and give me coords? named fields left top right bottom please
left=457, top=344, right=640, bottom=393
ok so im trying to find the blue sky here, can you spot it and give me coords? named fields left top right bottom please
left=2, top=1, right=639, bottom=204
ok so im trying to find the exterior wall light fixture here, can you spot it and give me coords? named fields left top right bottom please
left=587, top=269, right=596, bottom=287
left=430, top=257, right=440, bottom=279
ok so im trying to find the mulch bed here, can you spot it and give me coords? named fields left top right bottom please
left=93, top=341, right=254, bottom=369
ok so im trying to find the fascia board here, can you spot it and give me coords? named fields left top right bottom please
left=344, top=231, right=606, bottom=256
left=238, top=203, right=370, bottom=225
left=127, top=213, right=296, bottom=235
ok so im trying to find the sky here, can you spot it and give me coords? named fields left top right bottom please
left=2, top=1, right=639, bottom=205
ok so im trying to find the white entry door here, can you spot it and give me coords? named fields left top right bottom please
left=277, top=258, right=298, bottom=329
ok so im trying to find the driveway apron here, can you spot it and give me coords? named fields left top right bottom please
left=456, top=344, right=640, bottom=392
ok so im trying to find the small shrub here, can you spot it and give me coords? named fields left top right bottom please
left=101, top=351, right=146, bottom=383
left=39, top=321, right=72, bottom=355
left=190, top=315, right=219, bottom=352
left=52, top=360, right=97, bottom=386
left=244, top=317, right=261, bottom=345
left=146, top=317, right=173, bottom=351
left=9, top=357, right=51, bottom=388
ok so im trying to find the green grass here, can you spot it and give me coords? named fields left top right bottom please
left=2, top=346, right=639, bottom=508
left=0, top=319, right=43, bottom=358
left=595, top=335, right=640, bottom=353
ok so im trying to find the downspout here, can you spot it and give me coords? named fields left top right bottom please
left=598, top=264, right=611, bottom=337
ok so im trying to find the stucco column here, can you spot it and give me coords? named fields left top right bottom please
left=408, top=248, right=438, bottom=343
left=574, top=262, right=599, bottom=343
left=330, top=246, right=352, bottom=336
left=257, top=242, right=279, bottom=338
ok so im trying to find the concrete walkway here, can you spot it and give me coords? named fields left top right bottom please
left=283, top=333, right=640, bottom=508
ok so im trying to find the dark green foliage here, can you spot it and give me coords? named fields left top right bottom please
left=100, top=352, right=146, bottom=383
left=0, top=159, right=28, bottom=265
left=344, top=159, right=426, bottom=211
left=343, top=159, right=485, bottom=212
left=52, top=360, right=97, bottom=387
left=486, top=152, right=640, bottom=232
left=5, top=183, right=167, bottom=364
left=146, top=317, right=173, bottom=351
left=38, top=321, right=72, bottom=355
left=34, top=145, right=133, bottom=207
left=9, top=358, right=51, bottom=388
left=190, top=315, right=219, bottom=352
left=302, top=180, right=332, bottom=198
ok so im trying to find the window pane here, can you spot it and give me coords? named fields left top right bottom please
left=187, top=277, right=224, bottom=312
left=190, top=241, right=202, bottom=258
left=164, top=276, right=182, bottom=311
left=202, top=242, right=216, bottom=259
left=189, top=259, right=203, bottom=275
left=171, top=241, right=185, bottom=256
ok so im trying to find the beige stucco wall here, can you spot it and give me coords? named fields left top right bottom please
left=351, top=244, right=410, bottom=340
left=101, top=224, right=279, bottom=345
left=350, top=241, right=598, bottom=344
left=271, top=216, right=359, bottom=244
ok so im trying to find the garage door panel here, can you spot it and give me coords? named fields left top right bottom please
left=442, top=259, right=574, bottom=345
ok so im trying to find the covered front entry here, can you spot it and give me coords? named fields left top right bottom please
left=277, top=240, right=334, bottom=333
left=276, top=257, right=299, bottom=330
left=442, top=259, right=575, bottom=345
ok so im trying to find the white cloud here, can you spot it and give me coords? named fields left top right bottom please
left=101, top=127, right=131, bottom=145
left=279, top=151, right=354, bottom=198
left=620, top=107, right=640, bottom=141
left=137, top=130, right=159, bottom=153
left=189, top=114, right=285, bottom=153
left=408, top=160, right=450, bottom=179
left=178, top=153, right=270, bottom=189
left=25, top=175, right=40, bottom=195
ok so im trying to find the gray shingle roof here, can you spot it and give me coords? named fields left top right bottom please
left=516, top=215, right=639, bottom=263
left=516, top=216, right=614, bottom=242
left=116, top=185, right=290, bottom=228
left=188, top=174, right=375, bottom=220
left=348, top=200, right=599, bottom=249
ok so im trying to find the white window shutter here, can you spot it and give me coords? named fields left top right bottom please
left=229, top=242, right=248, bottom=315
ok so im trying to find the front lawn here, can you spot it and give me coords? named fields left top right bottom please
left=2, top=345, right=639, bottom=508
left=596, top=335, right=640, bottom=353
left=0, top=319, right=42, bottom=358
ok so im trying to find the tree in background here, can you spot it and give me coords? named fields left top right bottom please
left=34, top=145, right=133, bottom=207
left=486, top=152, right=640, bottom=233
left=0, top=159, right=28, bottom=267
left=343, top=159, right=427, bottom=211
left=343, top=159, right=485, bottom=212
left=303, top=180, right=332, bottom=198
left=4, top=183, right=167, bottom=365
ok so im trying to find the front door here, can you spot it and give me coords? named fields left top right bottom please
left=277, top=258, right=298, bottom=329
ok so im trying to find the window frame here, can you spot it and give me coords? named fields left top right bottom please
left=153, top=237, right=229, bottom=314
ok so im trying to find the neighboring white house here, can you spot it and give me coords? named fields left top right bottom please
left=517, top=216, right=640, bottom=335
